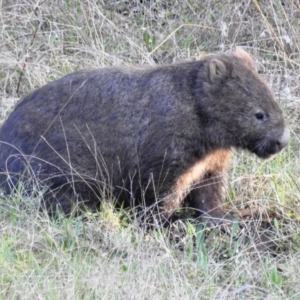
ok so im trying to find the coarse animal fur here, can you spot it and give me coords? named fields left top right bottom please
left=0, top=48, right=290, bottom=224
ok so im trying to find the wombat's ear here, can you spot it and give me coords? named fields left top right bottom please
left=209, top=59, right=228, bottom=82
left=233, top=48, right=256, bottom=71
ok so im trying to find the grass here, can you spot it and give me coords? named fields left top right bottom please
left=1, top=0, right=300, bottom=299
left=2, top=200, right=300, bottom=299
left=2, top=198, right=300, bottom=299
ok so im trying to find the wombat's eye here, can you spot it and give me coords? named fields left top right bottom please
left=255, top=112, right=265, bottom=121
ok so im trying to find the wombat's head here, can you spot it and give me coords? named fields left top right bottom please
left=205, top=48, right=289, bottom=159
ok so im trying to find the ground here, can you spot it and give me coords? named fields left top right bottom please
left=1, top=1, right=300, bottom=299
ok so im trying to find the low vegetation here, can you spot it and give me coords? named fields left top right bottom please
left=1, top=0, right=300, bottom=299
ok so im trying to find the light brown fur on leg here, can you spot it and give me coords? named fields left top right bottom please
left=162, top=149, right=232, bottom=222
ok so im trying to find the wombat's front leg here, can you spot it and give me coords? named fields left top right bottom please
left=161, top=149, right=233, bottom=225
left=189, top=172, right=232, bottom=225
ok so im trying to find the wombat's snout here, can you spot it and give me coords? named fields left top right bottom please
left=252, top=126, right=290, bottom=159
left=277, top=127, right=290, bottom=151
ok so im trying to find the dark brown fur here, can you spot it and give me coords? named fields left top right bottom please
left=0, top=49, right=289, bottom=223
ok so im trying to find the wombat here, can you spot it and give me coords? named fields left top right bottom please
left=0, top=48, right=290, bottom=223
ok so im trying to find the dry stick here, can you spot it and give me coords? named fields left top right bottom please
left=16, top=29, right=39, bottom=95
left=16, top=6, right=41, bottom=95
left=214, top=284, right=269, bottom=299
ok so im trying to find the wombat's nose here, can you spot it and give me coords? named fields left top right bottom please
left=277, top=127, right=290, bottom=150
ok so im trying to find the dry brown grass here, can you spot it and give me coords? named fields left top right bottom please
left=1, top=0, right=300, bottom=299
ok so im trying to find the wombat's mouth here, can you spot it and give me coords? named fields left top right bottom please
left=251, top=148, right=274, bottom=159
left=250, top=139, right=285, bottom=159
left=250, top=127, right=290, bottom=159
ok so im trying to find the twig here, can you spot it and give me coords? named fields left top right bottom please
left=16, top=6, right=41, bottom=95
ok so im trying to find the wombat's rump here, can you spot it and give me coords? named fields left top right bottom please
left=0, top=49, right=289, bottom=223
